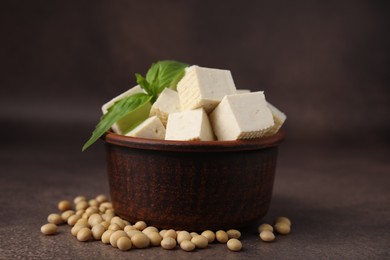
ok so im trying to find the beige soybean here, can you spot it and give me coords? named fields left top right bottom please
left=227, top=229, right=241, bottom=239
left=161, top=237, right=176, bottom=250
left=190, top=232, right=199, bottom=238
left=75, top=210, right=85, bottom=216
left=142, top=226, right=159, bottom=235
left=159, top=229, right=167, bottom=237
left=108, top=223, right=121, bottom=231
left=133, top=220, right=147, bottom=231
left=77, top=227, right=92, bottom=242
left=73, top=196, right=87, bottom=204
left=260, top=230, right=275, bottom=242
left=191, top=235, right=208, bottom=249
left=215, top=230, right=229, bottom=243
left=201, top=230, right=215, bottom=243
left=41, top=223, right=57, bottom=235
left=61, top=210, right=75, bottom=222
left=47, top=213, right=64, bottom=225
left=88, top=213, right=103, bottom=227
left=177, top=231, right=192, bottom=244
left=88, top=199, right=99, bottom=207
left=258, top=223, right=273, bottom=233
left=227, top=238, right=242, bottom=252
left=101, top=230, right=115, bottom=244
left=147, top=232, right=162, bottom=246
left=92, top=224, right=106, bottom=240
left=76, top=201, right=89, bottom=211
left=58, top=200, right=72, bottom=212
left=71, top=224, right=88, bottom=236
left=110, top=230, right=128, bottom=247
left=275, top=222, right=291, bottom=235
left=180, top=240, right=196, bottom=252
left=131, top=233, right=150, bottom=248
left=67, top=214, right=81, bottom=226
left=96, top=194, right=108, bottom=203
left=102, top=212, right=115, bottom=222
left=117, top=236, right=132, bottom=251
left=85, top=206, right=99, bottom=215
left=275, top=216, right=291, bottom=226
left=110, top=216, right=125, bottom=229
left=163, top=229, right=177, bottom=240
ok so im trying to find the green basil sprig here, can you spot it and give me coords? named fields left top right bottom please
left=82, top=60, right=188, bottom=151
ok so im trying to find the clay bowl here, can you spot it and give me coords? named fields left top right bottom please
left=104, top=130, right=285, bottom=231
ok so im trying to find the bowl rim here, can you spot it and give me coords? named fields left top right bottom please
left=103, top=129, right=285, bottom=152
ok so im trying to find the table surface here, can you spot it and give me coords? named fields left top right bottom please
left=1, top=124, right=389, bottom=260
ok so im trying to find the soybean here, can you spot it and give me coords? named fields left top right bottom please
left=258, top=223, right=273, bottom=233
left=201, top=230, right=215, bottom=243
left=177, top=231, right=192, bottom=244
left=227, top=238, right=242, bottom=252
left=180, top=240, right=196, bottom=252
left=191, top=235, right=208, bottom=249
left=101, top=230, right=114, bottom=244
left=163, top=229, right=177, bottom=240
left=227, top=229, right=241, bottom=239
left=147, top=232, right=162, bottom=246
left=216, top=230, right=229, bottom=243
left=41, top=223, right=57, bottom=235
left=91, top=224, right=106, bottom=240
left=110, top=230, right=128, bottom=247
left=58, top=200, right=72, bottom=212
left=274, top=222, right=291, bottom=235
left=259, top=230, right=275, bottom=242
left=275, top=216, right=291, bottom=226
left=47, top=213, right=64, bottom=225
left=131, top=233, right=150, bottom=248
left=77, top=227, right=92, bottom=242
left=117, top=236, right=132, bottom=251
left=161, top=237, right=176, bottom=250
left=133, top=220, right=147, bottom=231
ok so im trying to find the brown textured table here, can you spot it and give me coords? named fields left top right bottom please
left=1, top=123, right=389, bottom=259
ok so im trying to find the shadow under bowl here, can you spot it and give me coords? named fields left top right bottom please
left=103, top=130, right=285, bottom=231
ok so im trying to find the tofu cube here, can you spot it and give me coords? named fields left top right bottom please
left=101, top=85, right=147, bottom=134
left=265, top=102, right=287, bottom=136
left=177, top=65, right=237, bottom=113
left=209, top=91, right=274, bottom=140
left=149, top=88, right=181, bottom=126
left=165, top=108, right=215, bottom=141
left=125, top=116, right=165, bottom=140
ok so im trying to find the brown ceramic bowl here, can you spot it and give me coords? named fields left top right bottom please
left=104, top=130, right=285, bottom=231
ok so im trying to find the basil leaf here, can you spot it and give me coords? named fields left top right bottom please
left=135, top=73, right=154, bottom=97
left=82, top=93, right=152, bottom=151
left=146, top=60, right=188, bottom=94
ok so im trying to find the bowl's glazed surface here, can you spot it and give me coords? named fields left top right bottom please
left=104, top=130, right=285, bottom=231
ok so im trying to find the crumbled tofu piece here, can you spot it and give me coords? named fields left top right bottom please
left=101, top=85, right=147, bottom=134
left=177, top=65, right=237, bottom=113
left=265, top=102, right=287, bottom=136
left=209, top=91, right=274, bottom=141
left=165, top=108, right=215, bottom=141
left=149, top=88, right=181, bottom=126
left=125, top=116, right=165, bottom=140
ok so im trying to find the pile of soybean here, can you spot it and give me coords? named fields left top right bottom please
left=40, top=195, right=291, bottom=252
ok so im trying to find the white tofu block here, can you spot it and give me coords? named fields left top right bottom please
left=177, top=65, right=237, bottom=113
left=265, top=102, right=287, bottom=136
left=236, top=89, right=251, bottom=94
left=165, top=108, right=215, bottom=141
left=125, top=116, right=165, bottom=140
left=101, top=85, right=147, bottom=134
left=209, top=91, right=274, bottom=141
left=149, top=88, right=181, bottom=126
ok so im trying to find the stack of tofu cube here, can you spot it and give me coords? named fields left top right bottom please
left=103, top=65, right=286, bottom=141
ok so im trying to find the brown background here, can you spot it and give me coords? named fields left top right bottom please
left=0, top=1, right=389, bottom=259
